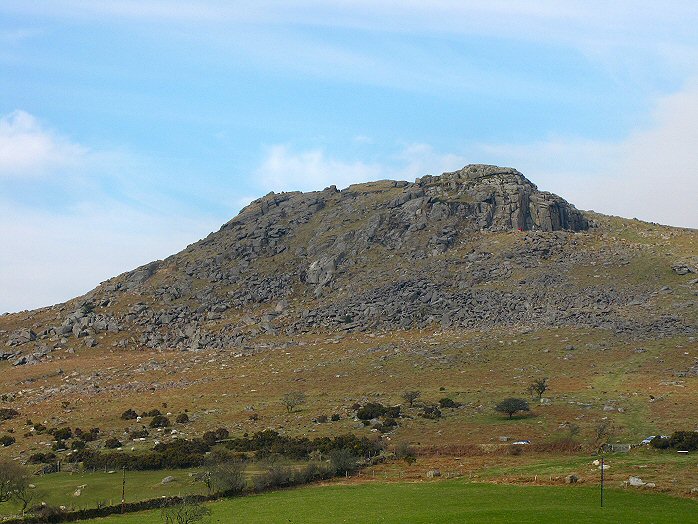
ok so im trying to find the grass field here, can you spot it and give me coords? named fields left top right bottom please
left=79, top=480, right=698, bottom=524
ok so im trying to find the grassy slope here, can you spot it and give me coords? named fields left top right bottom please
left=82, top=481, right=698, bottom=524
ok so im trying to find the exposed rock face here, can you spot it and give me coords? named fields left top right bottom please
left=417, top=165, right=588, bottom=232
left=1, top=164, right=695, bottom=357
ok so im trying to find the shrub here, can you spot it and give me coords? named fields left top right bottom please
left=650, top=435, right=670, bottom=449
left=130, top=428, right=149, bottom=439
left=71, top=439, right=86, bottom=450
left=32, top=423, right=46, bottom=433
left=329, top=448, right=359, bottom=475
left=356, top=403, right=400, bottom=420
left=296, top=461, right=334, bottom=483
left=104, top=437, right=122, bottom=449
left=0, top=408, right=19, bottom=421
left=52, top=439, right=66, bottom=451
left=331, top=414, right=341, bottom=422
left=316, top=415, right=328, bottom=423
left=0, top=435, right=15, bottom=447
left=175, top=413, right=189, bottom=424
left=75, top=427, right=100, bottom=441
left=121, top=409, right=138, bottom=420
left=28, top=452, right=56, bottom=464
left=149, top=415, right=170, bottom=428
left=438, top=398, right=461, bottom=409
left=394, top=442, right=416, bottom=464
left=419, top=406, right=442, bottom=420
left=142, top=409, right=161, bottom=417
left=350, top=402, right=361, bottom=411
left=667, top=431, right=698, bottom=451
left=203, top=427, right=229, bottom=446
left=49, top=427, right=72, bottom=440
left=253, top=465, right=293, bottom=491
left=203, top=453, right=246, bottom=495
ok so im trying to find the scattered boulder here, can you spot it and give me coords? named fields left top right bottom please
left=6, top=328, right=36, bottom=346
left=161, top=476, right=176, bottom=484
left=565, top=474, right=579, bottom=484
left=628, top=476, right=645, bottom=487
left=672, top=263, right=695, bottom=275
left=426, top=469, right=441, bottom=478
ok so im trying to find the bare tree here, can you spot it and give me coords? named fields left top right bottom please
left=201, top=448, right=246, bottom=495
left=402, top=390, right=421, bottom=408
left=0, top=459, right=26, bottom=504
left=13, top=480, right=41, bottom=516
left=527, top=378, right=549, bottom=399
left=282, top=392, right=307, bottom=413
left=161, top=497, right=211, bottom=524
left=595, top=419, right=617, bottom=451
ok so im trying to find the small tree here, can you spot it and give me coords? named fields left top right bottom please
left=161, top=497, right=211, bottom=524
left=527, top=378, right=549, bottom=399
left=0, top=459, right=27, bottom=504
left=595, top=419, right=616, bottom=451
left=201, top=449, right=246, bottom=495
left=402, top=390, right=420, bottom=408
left=495, top=398, right=530, bottom=419
left=281, top=392, right=306, bottom=413
left=13, top=479, right=41, bottom=516
left=394, top=442, right=416, bottom=465
left=328, top=448, right=359, bottom=476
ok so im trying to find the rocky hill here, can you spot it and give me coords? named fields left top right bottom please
left=1, top=164, right=696, bottom=365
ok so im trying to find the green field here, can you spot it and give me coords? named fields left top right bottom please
left=80, top=481, right=697, bottom=524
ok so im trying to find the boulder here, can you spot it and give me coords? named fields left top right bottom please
left=6, top=328, right=36, bottom=346
left=628, top=476, right=645, bottom=487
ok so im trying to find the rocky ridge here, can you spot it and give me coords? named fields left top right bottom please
left=2, top=164, right=696, bottom=361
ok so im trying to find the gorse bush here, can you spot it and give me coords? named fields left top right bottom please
left=356, top=403, right=401, bottom=421
left=104, top=437, right=122, bottom=449
left=651, top=431, right=698, bottom=451
left=149, top=415, right=170, bottom=428
left=120, top=409, right=138, bottom=420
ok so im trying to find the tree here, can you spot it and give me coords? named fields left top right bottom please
left=13, top=479, right=41, bottom=516
left=527, top=377, right=549, bottom=399
left=281, top=392, right=306, bottom=413
left=394, top=442, right=416, bottom=465
left=161, top=497, right=211, bottom=524
left=328, top=448, right=359, bottom=476
left=402, top=390, right=421, bottom=407
left=0, top=459, right=27, bottom=504
left=495, top=398, right=530, bottom=419
left=594, top=419, right=616, bottom=451
left=201, top=449, right=246, bottom=495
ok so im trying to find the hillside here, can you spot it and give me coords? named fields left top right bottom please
left=0, top=164, right=696, bottom=480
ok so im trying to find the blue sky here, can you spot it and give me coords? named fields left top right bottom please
left=1, top=1, right=698, bottom=312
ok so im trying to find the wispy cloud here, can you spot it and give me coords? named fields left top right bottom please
left=469, top=82, right=698, bottom=228
left=256, top=145, right=384, bottom=192
left=254, top=79, right=698, bottom=230
left=0, top=110, right=87, bottom=178
left=255, top=142, right=467, bottom=193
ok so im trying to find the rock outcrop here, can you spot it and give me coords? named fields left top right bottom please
left=2, top=164, right=696, bottom=357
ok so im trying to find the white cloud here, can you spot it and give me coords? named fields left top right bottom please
left=470, top=83, right=698, bottom=229
left=256, top=144, right=384, bottom=192
left=255, top=80, right=698, bottom=230
left=0, top=110, right=87, bottom=178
